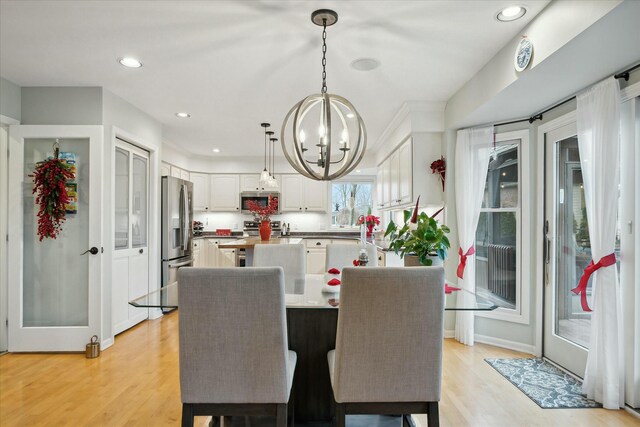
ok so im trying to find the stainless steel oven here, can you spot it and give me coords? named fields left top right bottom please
left=240, top=191, right=280, bottom=214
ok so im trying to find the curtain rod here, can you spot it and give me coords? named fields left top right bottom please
left=491, top=61, right=640, bottom=129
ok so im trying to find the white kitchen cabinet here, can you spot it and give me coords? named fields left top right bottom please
left=181, top=169, right=190, bottom=181
left=241, top=174, right=262, bottom=192
left=219, top=248, right=236, bottom=267
left=398, top=139, right=413, bottom=205
left=160, top=162, right=171, bottom=177
left=205, top=238, right=221, bottom=266
left=190, top=173, right=210, bottom=211
left=377, top=250, right=386, bottom=267
left=210, top=175, right=240, bottom=212
left=376, top=136, right=439, bottom=210
left=281, top=175, right=327, bottom=212
left=389, top=150, right=400, bottom=206
left=306, top=247, right=326, bottom=274
left=192, top=239, right=203, bottom=267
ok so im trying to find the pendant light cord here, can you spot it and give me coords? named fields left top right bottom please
left=321, top=19, right=327, bottom=94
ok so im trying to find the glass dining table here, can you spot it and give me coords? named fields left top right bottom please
left=130, top=273, right=496, bottom=426
left=129, top=273, right=498, bottom=311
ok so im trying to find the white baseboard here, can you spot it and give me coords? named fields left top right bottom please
left=474, top=333, right=535, bottom=355
left=149, top=308, right=163, bottom=320
left=101, top=337, right=114, bottom=350
left=444, top=329, right=455, bottom=339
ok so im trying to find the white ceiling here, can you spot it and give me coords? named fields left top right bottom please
left=0, top=0, right=550, bottom=157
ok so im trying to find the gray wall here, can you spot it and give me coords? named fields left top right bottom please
left=21, top=87, right=102, bottom=125
left=0, top=77, right=21, bottom=122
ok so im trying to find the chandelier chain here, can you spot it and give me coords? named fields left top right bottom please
left=321, top=19, right=327, bottom=94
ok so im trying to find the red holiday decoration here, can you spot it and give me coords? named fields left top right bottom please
left=30, top=157, right=75, bottom=241
left=357, top=214, right=380, bottom=237
left=430, top=155, right=446, bottom=192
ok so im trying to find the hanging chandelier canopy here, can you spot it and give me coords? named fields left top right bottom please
left=281, top=9, right=366, bottom=181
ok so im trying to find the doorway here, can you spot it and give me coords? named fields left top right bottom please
left=112, top=137, right=150, bottom=335
left=0, top=124, right=9, bottom=353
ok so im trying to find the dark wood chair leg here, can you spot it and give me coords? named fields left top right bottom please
left=181, top=403, right=194, bottom=427
left=335, top=403, right=346, bottom=427
left=427, top=402, right=439, bottom=427
left=276, top=403, right=287, bottom=427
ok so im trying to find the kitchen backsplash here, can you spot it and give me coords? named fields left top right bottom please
left=193, top=211, right=336, bottom=232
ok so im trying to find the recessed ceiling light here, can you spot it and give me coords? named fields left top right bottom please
left=212, top=148, right=220, bottom=153
left=118, top=57, right=142, bottom=68
left=350, top=58, right=380, bottom=72
left=355, top=169, right=361, bottom=173
left=175, top=112, right=191, bottom=118
left=497, top=6, right=526, bottom=22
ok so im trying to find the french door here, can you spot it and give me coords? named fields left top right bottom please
left=112, top=138, right=149, bottom=335
left=8, top=125, right=103, bottom=351
left=543, top=115, right=590, bottom=376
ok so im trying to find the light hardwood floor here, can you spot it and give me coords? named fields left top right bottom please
left=1, top=312, right=638, bottom=427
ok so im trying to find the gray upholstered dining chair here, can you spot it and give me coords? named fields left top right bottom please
left=178, top=267, right=297, bottom=427
left=327, top=267, right=445, bottom=427
left=253, top=244, right=306, bottom=292
left=325, top=243, right=378, bottom=271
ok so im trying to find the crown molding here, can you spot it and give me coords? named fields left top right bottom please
left=372, top=101, right=446, bottom=151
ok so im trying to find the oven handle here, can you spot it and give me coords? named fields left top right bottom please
left=168, top=259, right=193, bottom=269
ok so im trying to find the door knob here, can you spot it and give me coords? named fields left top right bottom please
left=139, top=248, right=144, bottom=254
left=81, top=247, right=99, bottom=255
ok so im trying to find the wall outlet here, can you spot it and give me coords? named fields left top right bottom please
left=293, top=223, right=299, bottom=230
left=233, top=223, right=238, bottom=230
left=319, top=224, right=327, bottom=230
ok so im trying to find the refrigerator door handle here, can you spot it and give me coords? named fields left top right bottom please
left=167, top=258, right=193, bottom=269
left=182, top=184, right=189, bottom=250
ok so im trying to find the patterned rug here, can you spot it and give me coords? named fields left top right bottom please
left=485, top=358, right=602, bottom=409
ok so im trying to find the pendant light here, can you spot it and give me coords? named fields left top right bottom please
left=267, top=136, right=279, bottom=189
left=259, top=123, right=271, bottom=188
left=281, top=9, right=366, bottom=181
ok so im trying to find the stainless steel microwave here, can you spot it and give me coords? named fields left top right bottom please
left=240, top=192, right=280, bottom=215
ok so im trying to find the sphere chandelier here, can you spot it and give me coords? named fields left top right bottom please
left=281, top=9, right=366, bottom=181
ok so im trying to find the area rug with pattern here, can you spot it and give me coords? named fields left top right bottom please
left=485, top=358, right=601, bottom=409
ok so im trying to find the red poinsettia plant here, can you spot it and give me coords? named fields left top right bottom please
left=246, top=195, right=279, bottom=222
left=430, top=155, right=446, bottom=192
left=30, top=157, right=75, bottom=241
left=357, top=214, right=380, bottom=237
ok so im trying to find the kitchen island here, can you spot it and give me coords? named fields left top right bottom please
left=218, top=237, right=303, bottom=266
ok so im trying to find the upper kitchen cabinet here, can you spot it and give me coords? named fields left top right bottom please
left=281, top=175, right=327, bottom=212
left=240, top=174, right=281, bottom=192
left=377, top=135, right=441, bottom=209
left=190, top=173, right=210, bottom=211
left=170, top=165, right=182, bottom=178
left=210, top=175, right=240, bottom=211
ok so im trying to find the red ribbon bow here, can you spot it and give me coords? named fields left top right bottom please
left=570, top=253, right=616, bottom=312
left=457, top=247, right=475, bottom=279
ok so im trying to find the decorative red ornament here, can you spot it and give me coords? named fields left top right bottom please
left=30, top=158, right=75, bottom=241
left=430, top=156, right=446, bottom=192
left=246, top=195, right=279, bottom=221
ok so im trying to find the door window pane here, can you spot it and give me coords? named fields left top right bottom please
left=554, top=137, right=590, bottom=348
left=23, top=138, right=89, bottom=326
left=115, top=148, right=129, bottom=249
left=132, top=154, right=147, bottom=247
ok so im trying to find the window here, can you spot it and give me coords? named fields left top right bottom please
left=474, top=130, right=530, bottom=324
left=331, top=182, right=373, bottom=227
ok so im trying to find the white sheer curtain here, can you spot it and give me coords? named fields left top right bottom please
left=576, top=77, right=624, bottom=409
left=454, top=126, right=493, bottom=345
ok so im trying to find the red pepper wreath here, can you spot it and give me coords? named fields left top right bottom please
left=30, top=157, right=75, bottom=241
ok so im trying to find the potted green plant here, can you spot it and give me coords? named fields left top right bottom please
left=384, top=197, right=450, bottom=266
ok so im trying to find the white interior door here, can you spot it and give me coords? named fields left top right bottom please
left=113, top=138, right=149, bottom=335
left=8, top=125, right=103, bottom=351
left=0, top=124, right=9, bottom=352
left=543, top=115, right=590, bottom=376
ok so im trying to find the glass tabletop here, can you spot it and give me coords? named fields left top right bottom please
left=129, top=273, right=498, bottom=311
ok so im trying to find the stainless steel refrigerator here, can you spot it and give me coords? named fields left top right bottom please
left=161, top=176, right=193, bottom=289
